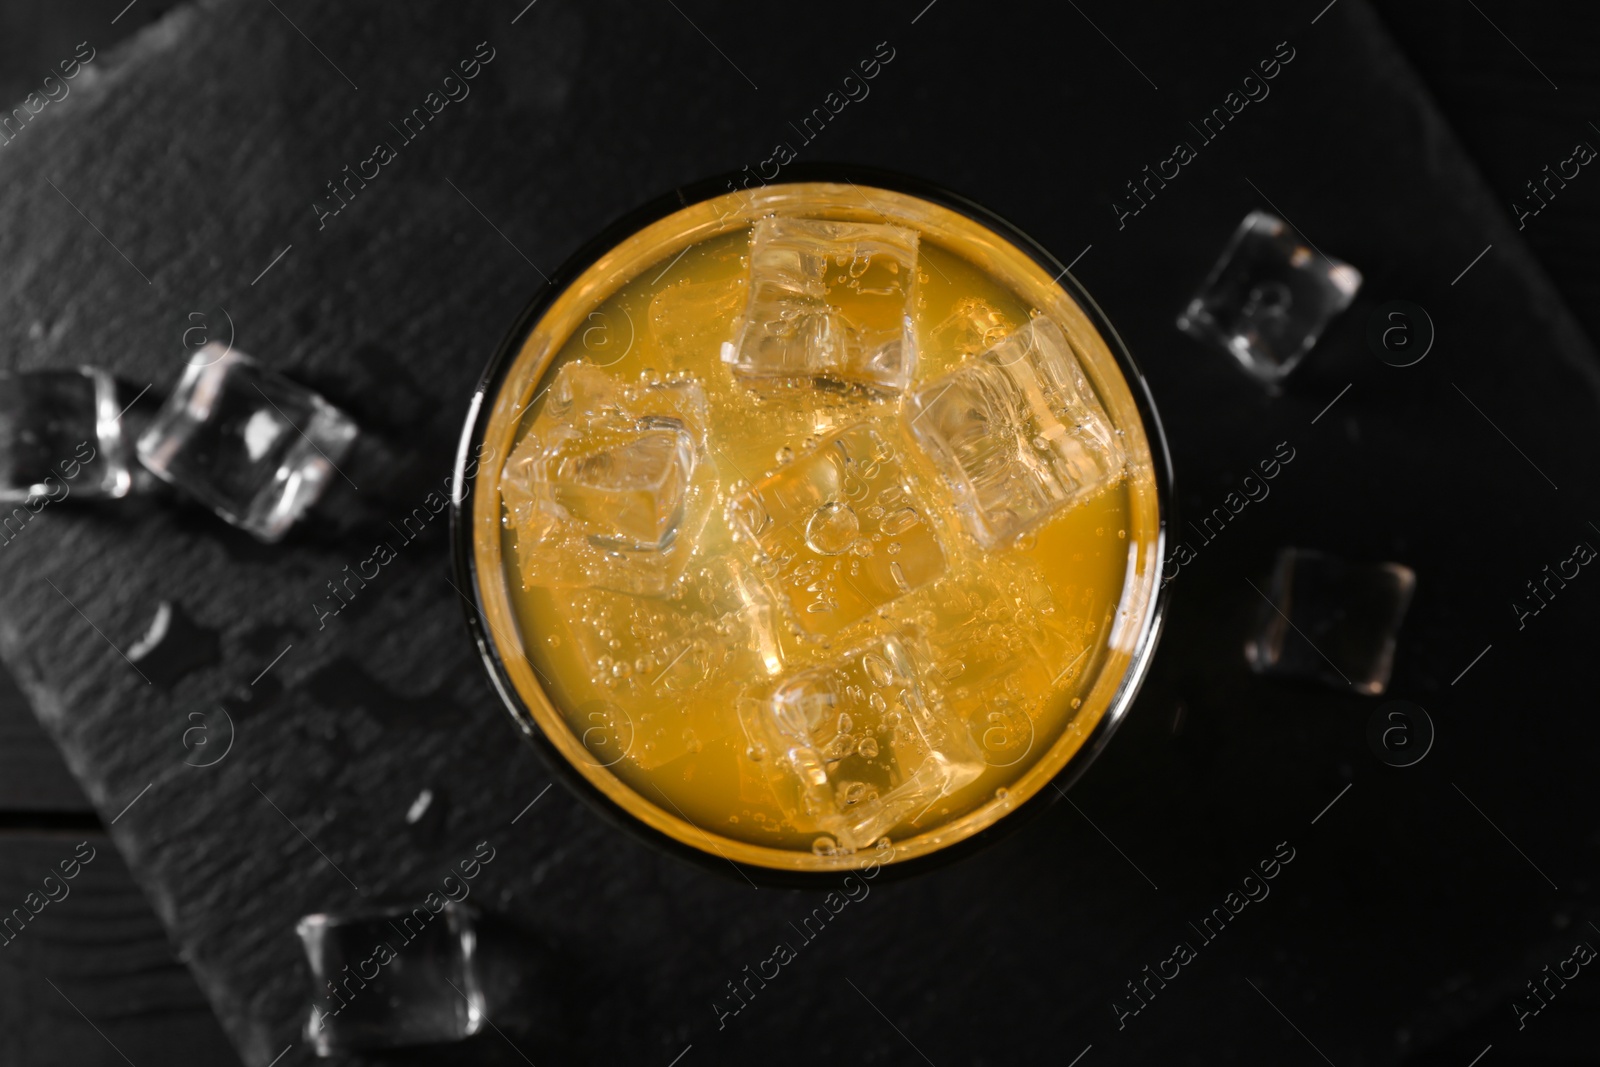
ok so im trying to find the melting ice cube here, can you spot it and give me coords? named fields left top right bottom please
left=0, top=366, right=132, bottom=503
left=903, top=317, right=1125, bottom=549
left=297, top=904, right=484, bottom=1054
left=727, top=217, right=919, bottom=393
left=1246, top=547, right=1415, bottom=695
left=502, top=362, right=713, bottom=596
left=741, top=630, right=983, bottom=851
left=727, top=423, right=946, bottom=636
left=548, top=429, right=694, bottom=552
left=136, top=346, right=357, bottom=542
left=1176, top=210, right=1363, bottom=383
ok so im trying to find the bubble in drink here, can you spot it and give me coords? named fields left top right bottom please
left=650, top=276, right=744, bottom=365
left=560, top=554, right=784, bottom=770
left=929, top=296, right=1016, bottom=358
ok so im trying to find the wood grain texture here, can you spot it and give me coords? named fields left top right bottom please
left=0, top=2, right=1597, bottom=1066
left=0, top=833, right=239, bottom=1067
left=0, top=664, right=91, bottom=813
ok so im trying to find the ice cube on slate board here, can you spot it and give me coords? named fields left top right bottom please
left=136, top=345, right=358, bottom=542
left=1177, top=210, right=1362, bottom=383
left=903, top=316, right=1125, bottom=550
left=297, top=904, right=485, bottom=1054
left=1245, top=547, right=1416, bottom=695
left=502, top=361, right=714, bottom=596
left=727, top=217, right=919, bottom=393
left=740, top=630, right=983, bottom=852
left=0, top=367, right=132, bottom=503
left=727, top=422, right=946, bottom=636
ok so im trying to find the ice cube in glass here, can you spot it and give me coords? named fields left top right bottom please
left=727, top=422, right=945, bottom=636
left=502, top=361, right=713, bottom=596
left=741, top=630, right=983, bottom=851
left=904, top=316, right=1124, bottom=549
left=727, top=217, right=918, bottom=393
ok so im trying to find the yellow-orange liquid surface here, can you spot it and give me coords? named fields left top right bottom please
left=471, top=185, right=1162, bottom=871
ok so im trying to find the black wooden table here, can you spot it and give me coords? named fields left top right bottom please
left=3, top=1, right=1598, bottom=1065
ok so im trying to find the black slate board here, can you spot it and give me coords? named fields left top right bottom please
left=3, top=1, right=1599, bottom=1064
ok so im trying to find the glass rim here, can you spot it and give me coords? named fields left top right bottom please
left=449, top=163, right=1176, bottom=886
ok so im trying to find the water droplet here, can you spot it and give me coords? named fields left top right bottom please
left=812, top=835, right=838, bottom=856
left=1118, top=528, right=1127, bottom=539
left=858, top=736, right=880, bottom=758
left=805, top=501, right=859, bottom=555
left=775, top=446, right=793, bottom=464
left=868, top=692, right=887, bottom=713
left=886, top=541, right=901, bottom=556
left=995, top=787, right=1010, bottom=801
left=546, top=634, right=561, bottom=647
